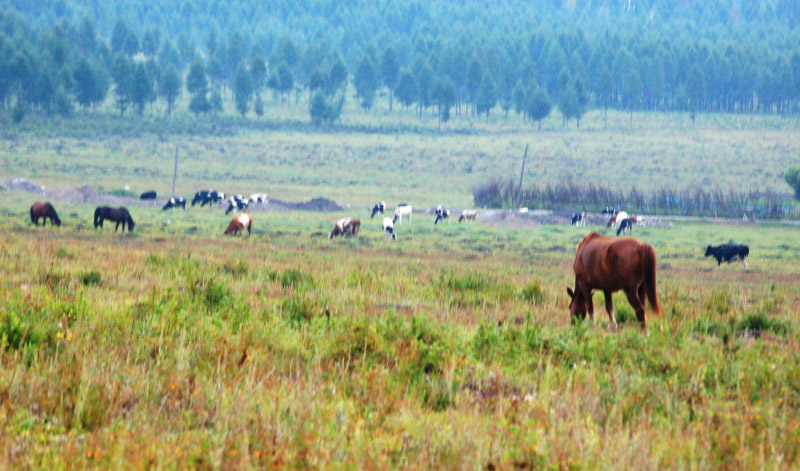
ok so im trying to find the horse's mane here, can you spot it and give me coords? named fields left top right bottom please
left=576, top=231, right=604, bottom=253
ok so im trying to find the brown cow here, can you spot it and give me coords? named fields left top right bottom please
left=566, top=232, right=660, bottom=329
left=224, top=213, right=252, bottom=236
left=328, top=217, right=360, bottom=239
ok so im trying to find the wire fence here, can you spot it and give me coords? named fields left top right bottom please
left=472, top=178, right=797, bottom=219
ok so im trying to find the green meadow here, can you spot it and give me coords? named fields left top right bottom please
left=2, top=109, right=800, bottom=470
left=1, top=181, right=799, bottom=469
left=2, top=109, right=800, bottom=208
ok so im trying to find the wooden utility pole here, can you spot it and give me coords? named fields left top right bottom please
left=516, top=144, right=529, bottom=210
left=171, top=145, right=179, bottom=198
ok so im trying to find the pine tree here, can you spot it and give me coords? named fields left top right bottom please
left=234, top=63, right=254, bottom=117
left=395, top=69, right=417, bottom=110
left=476, top=73, right=497, bottom=121
left=381, top=47, right=400, bottom=112
left=160, top=65, right=181, bottom=116
left=527, top=86, right=552, bottom=130
left=354, top=55, right=378, bottom=110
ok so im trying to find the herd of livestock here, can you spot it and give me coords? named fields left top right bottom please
left=26, top=191, right=752, bottom=330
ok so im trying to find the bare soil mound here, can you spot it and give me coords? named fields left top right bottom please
left=1, top=177, right=46, bottom=193
left=266, top=197, right=344, bottom=213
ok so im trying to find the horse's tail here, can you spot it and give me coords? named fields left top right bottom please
left=93, top=208, right=100, bottom=227
left=30, top=206, right=36, bottom=224
left=641, top=244, right=661, bottom=315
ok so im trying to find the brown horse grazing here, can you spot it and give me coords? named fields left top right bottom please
left=94, top=206, right=135, bottom=232
left=30, top=202, right=61, bottom=226
left=566, top=232, right=660, bottom=329
left=224, top=213, right=252, bottom=236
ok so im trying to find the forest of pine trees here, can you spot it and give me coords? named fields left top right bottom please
left=1, top=0, right=799, bottom=125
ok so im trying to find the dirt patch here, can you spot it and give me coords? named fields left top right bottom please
left=1, top=177, right=46, bottom=193
left=260, top=197, right=344, bottom=213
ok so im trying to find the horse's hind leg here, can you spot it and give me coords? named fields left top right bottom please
left=624, top=288, right=647, bottom=330
left=603, top=290, right=617, bottom=328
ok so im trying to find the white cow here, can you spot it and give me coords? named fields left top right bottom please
left=393, top=204, right=412, bottom=224
left=458, top=210, right=477, bottom=223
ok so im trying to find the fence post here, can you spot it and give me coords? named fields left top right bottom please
left=516, top=144, right=529, bottom=210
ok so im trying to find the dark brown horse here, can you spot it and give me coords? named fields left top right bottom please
left=566, top=232, right=660, bottom=329
left=94, top=206, right=135, bottom=232
left=30, top=202, right=61, bottom=226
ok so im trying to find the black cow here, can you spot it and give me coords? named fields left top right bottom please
left=162, top=197, right=186, bottom=210
left=370, top=201, right=386, bottom=218
left=140, top=191, right=157, bottom=200
left=225, top=196, right=248, bottom=215
left=705, top=244, right=750, bottom=271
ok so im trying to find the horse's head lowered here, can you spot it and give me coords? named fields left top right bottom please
left=566, top=287, right=587, bottom=320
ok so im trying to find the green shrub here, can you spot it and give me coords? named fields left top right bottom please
left=189, top=276, right=232, bottom=309
left=223, top=259, right=248, bottom=278
left=704, top=287, right=733, bottom=316
left=0, top=313, right=52, bottom=352
left=55, top=247, right=77, bottom=260
left=734, top=313, right=789, bottom=336
left=281, top=294, right=324, bottom=326
left=80, top=270, right=102, bottom=286
left=519, top=280, right=545, bottom=304
left=79, top=384, right=110, bottom=431
left=107, top=188, right=138, bottom=198
left=270, top=268, right=305, bottom=288
left=784, top=166, right=800, bottom=199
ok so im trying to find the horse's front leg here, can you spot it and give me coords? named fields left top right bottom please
left=115, top=221, right=120, bottom=232
left=603, top=290, right=617, bottom=328
left=584, top=288, right=595, bottom=323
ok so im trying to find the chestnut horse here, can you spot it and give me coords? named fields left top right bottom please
left=566, top=232, right=660, bottom=329
left=94, top=206, right=135, bottom=232
left=30, top=202, right=61, bottom=226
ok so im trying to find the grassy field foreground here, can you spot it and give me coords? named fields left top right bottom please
left=1, top=192, right=800, bottom=470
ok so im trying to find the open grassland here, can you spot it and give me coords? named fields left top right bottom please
left=1, top=189, right=800, bottom=470
left=2, top=109, right=800, bottom=208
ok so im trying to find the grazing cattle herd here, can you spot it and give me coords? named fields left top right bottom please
left=26, top=195, right=755, bottom=328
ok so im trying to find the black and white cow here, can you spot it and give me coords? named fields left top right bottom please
left=705, top=244, right=750, bottom=270
left=225, top=195, right=249, bottom=215
left=371, top=201, right=386, bottom=218
left=434, top=205, right=450, bottom=224
left=248, top=193, right=268, bottom=205
left=192, top=190, right=225, bottom=207
left=162, top=197, right=186, bottom=210
left=571, top=212, right=586, bottom=227
left=382, top=217, right=397, bottom=240
left=601, top=207, right=616, bottom=215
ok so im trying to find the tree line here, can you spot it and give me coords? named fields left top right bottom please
left=1, top=1, right=799, bottom=126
